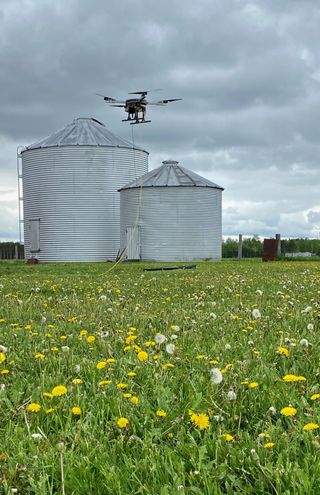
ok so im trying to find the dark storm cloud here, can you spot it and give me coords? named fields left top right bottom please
left=0, top=0, right=320, bottom=239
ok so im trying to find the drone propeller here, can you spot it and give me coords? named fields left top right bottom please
left=148, top=98, right=183, bottom=105
left=95, top=93, right=117, bottom=102
left=128, top=89, right=162, bottom=96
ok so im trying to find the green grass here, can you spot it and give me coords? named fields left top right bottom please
left=0, top=259, right=320, bottom=494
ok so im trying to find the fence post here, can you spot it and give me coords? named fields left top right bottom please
left=238, top=234, right=243, bottom=259
left=275, top=234, right=281, bottom=257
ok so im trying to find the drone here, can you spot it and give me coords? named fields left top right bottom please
left=96, top=90, right=182, bottom=124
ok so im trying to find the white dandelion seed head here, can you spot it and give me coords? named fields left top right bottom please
left=61, top=346, right=70, bottom=353
left=171, top=334, right=178, bottom=340
left=252, top=308, right=261, bottom=319
left=210, top=313, right=217, bottom=319
left=100, top=331, right=109, bottom=338
left=155, top=334, right=167, bottom=345
left=256, top=290, right=263, bottom=296
left=227, top=390, right=237, bottom=401
left=210, top=368, right=223, bottom=384
left=302, top=306, right=312, bottom=314
left=0, top=384, right=5, bottom=392
left=99, top=295, right=107, bottom=301
left=213, top=414, right=224, bottom=422
left=307, top=323, right=314, bottom=331
left=225, top=343, right=231, bottom=351
left=31, top=433, right=43, bottom=440
left=0, top=345, right=8, bottom=353
left=166, top=343, right=175, bottom=354
left=41, top=316, right=47, bottom=323
left=299, top=338, right=309, bottom=347
left=268, top=406, right=277, bottom=415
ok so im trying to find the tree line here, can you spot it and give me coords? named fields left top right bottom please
left=222, top=237, right=320, bottom=258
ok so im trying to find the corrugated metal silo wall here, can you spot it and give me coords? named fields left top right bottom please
left=120, top=187, right=222, bottom=261
left=22, top=146, right=148, bottom=261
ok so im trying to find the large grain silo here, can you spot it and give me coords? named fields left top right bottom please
left=21, top=117, right=148, bottom=261
left=119, top=160, right=223, bottom=261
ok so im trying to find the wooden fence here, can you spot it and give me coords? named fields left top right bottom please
left=0, top=244, right=24, bottom=260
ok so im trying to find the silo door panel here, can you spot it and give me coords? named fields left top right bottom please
left=126, top=226, right=141, bottom=260
left=29, top=219, right=40, bottom=253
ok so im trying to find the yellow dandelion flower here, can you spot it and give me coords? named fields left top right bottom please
left=263, top=442, right=275, bottom=448
left=51, top=347, right=59, bottom=352
left=117, top=383, right=128, bottom=389
left=125, top=335, right=137, bottom=344
left=79, top=329, right=88, bottom=336
left=123, top=393, right=132, bottom=398
left=72, top=378, right=83, bottom=385
left=280, top=406, right=297, bottom=417
left=34, top=353, right=45, bottom=359
left=45, top=408, right=55, bottom=414
left=0, top=370, right=9, bottom=375
left=133, top=344, right=142, bottom=352
left=248, top=382, right=259, bottom=388
left=0, top=353, right=6, bottom=364
left=222, top=433, right=234, bottom=442
left=145, top=341, right=156, bottom=347
left=277, top=346, right=289, bottom=357
left=283, top=374, right=306, bottom=382
left=106, top=358, right=116, bottom=363
left=98, top=380, right=112, bottom=387
left=156, top=409, right=167, bottom=417
left=137, top=351, right=148, bottom=362
left=162, top=363, right=174, bottom=369
left=117, top=417, right=129, bottom=428
left=130, top=396, right=139, bottom=405
left=124, top=346, right=132, bottom=351
left=196, top=355, right=205, bottom=360
left=71, top=406, right=81, bottom=416
left=209, top=359, right=219, bottom=365
left=127, top=371, right=136, bottom=377
left=26, top=403, right=41, bottom=413
left=87, top=335, right=95, bottom=343
left=96, top=361, right=107, bottom=370
left=311, top=394, right=320, bottom=401
left=191, top=413, right=210, bottom=430
left=303, top=423, right=319, bottom=431
left=51, top=385, right=67, bottom=397
left=258, top=433, right=270, bottom=438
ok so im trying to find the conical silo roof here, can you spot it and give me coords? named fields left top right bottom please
left=23, top=117, right=147, bottom=152
left=119, top=160, right=223, bottom=190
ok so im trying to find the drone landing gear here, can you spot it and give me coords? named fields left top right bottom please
left=130, top=120, right=151, bottom=125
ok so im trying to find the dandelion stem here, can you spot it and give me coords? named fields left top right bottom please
left=60, top=450, right=66, bottom=495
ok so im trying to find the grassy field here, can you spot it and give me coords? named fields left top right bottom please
left=0, top=259, right=320, bottom=494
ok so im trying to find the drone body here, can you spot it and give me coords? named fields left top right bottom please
left=97, top=90, right=182, bottom=124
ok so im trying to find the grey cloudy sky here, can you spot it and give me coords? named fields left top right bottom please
left=1, top=0, right=320, bottom=240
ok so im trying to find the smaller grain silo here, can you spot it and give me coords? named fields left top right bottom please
left=119, top=160, right=224, bottom=261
